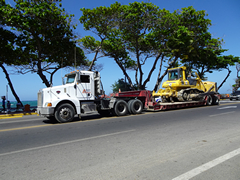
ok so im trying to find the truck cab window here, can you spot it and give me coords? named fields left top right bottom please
left=66, top=74, right=76, bottom=84
left=80, top=75, right=90, bottom=83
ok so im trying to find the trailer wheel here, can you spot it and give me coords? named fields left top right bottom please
left=212, top=96, right=219, bottom=105
left=55, top=103, right=75, bottom=123
left=206, top=95, right=213, bottom=106
left=130, top=99, right=143, bottom=114
left=114, top=100, right=128, bottom=116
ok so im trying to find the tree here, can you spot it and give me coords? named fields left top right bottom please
left=0, top=27, right=25, bottom=106
left=80, top=2, right=137, bottom=89
left=111, top=78, right=137, bottom=93
left=1, top=0, right=88, bottom=87
left=231, top=62, right=240, bottom=92
left=181, top=37, right=240, bottom=90
left=80, top=3, right=235, bottom=92
left=80, top=2, right=180, bottom=90
left=0, top=0, right=25, bottom=106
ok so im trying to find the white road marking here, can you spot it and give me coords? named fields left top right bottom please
left=0, top=129, right=135, bottom=156
left=172, top=147, right=240, bottom=180
left=209, top=111, right=235, bottom=117
left=218, top=106, right=237, bottom=109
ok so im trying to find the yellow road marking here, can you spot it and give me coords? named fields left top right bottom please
left=0, top=124, right=53, bottom=132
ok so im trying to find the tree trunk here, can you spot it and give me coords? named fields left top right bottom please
left=135, top=37, right=143, bottom=89
left=0, top=63, right=23, bottom=107
left=217, top=68, right=231, bottom=91
left=37, top=61, right=51, bottom=87
left=153, top=56, right=178, bottom=92
left=114, top=58, right=135, bottom=90
left=88, top=49, right=99, bottom=71
left=142, top=52, right=161, bottom=89
left=153, top=55, right=164, bottom=92
left=50, top=67, right=61, bottom=86
left=88, top=40, right=103, bottom=71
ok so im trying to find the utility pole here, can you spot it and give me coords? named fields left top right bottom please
left=6, top=85, right=8, bottom=101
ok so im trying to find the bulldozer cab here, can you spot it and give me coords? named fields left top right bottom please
left=168, top=67, right=186, bottom=81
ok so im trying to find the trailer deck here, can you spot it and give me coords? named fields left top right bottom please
left=114, top=90, right=214, bottom=111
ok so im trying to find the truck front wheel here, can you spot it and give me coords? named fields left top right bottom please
left=55, top=103, right=75, bottom=123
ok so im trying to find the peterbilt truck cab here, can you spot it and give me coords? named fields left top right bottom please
left=37, top=70, right=102, bottom=123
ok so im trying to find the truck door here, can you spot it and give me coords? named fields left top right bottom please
left=76, top=72, right=95, bottom=100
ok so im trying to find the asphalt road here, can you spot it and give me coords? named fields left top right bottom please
left=0, top=100, right=240, bottom=180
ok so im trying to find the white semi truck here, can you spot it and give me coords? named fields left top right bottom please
left=37, top=70, right=138, bottom=123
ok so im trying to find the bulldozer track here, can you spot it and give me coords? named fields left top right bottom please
left=177, top=88, right=205, bottom=102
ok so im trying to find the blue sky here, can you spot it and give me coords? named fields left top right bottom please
left=1, top=0, right=240, bottom=101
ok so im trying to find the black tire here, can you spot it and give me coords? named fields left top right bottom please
left=130, top=99, right=143, bottom=114
left=230, top=98, right=232, bottom=101
left=212, top=96, right=219, bottom=105
left=206, top=95, right=213, bottom=106
left=114, top=100, right=128, bottom=116
left=55, top=103, right=75, bottom=123
left=128, top=100, right=135, bottom=114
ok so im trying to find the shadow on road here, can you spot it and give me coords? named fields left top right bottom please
left=42, top=113, right=107, bottom=124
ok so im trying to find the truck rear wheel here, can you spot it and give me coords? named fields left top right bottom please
left=206, top=95, right=213, bottom=106
left=212, top=96, right=219, bottom=105
left=130, top=99, right=143, bottom=114
left=128, top=100, right=135, bottom=114
left=114, top=100, right=128, bottom=116
left=55, top=103, right=75, bottom=123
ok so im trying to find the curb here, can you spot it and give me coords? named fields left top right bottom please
left=0, top=112, right=38, bottom=119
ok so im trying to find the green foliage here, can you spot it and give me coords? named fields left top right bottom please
left=80, top=2, right=237, bottom=90
left=111, top=78, right=137, bottom=93
left=172, top=7, right=240, bottom=79
left=0, top=0, right=87, bottom=87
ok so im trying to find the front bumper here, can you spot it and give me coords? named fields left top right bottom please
left=37, top=107, right=55, bottom=117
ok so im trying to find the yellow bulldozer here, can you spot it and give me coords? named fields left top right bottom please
left=152, top=66, right=218, bottom=103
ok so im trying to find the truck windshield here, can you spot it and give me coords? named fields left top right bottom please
left=66, top=74, right=76, bottom=84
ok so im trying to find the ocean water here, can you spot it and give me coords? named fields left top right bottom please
left=0, top=100, right=37, bottom=108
